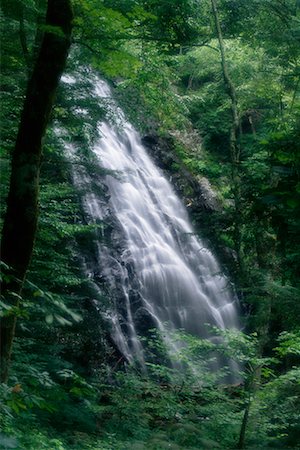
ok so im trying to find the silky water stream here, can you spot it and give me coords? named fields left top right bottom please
left=59, top=72, right=240, bottom=376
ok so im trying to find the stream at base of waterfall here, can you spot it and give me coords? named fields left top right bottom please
left=59, top=70, right=240, bottom=376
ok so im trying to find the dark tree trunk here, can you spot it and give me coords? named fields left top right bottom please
left=237, top=397, right=250, bottom=449
left=0, top=0, right=73, bottom=383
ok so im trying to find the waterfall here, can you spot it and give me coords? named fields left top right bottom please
left=60, top=71, right=240, bottom=372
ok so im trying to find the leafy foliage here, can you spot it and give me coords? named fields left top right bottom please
left=1, top=0, right=300, bottom=449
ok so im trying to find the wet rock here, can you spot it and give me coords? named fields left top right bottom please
left=142, top=134, right=220, bottom=213
left=134, top=307, right=157, bottom=335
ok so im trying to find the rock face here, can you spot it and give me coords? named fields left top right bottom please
left=141, top=135, right=220, bottom=216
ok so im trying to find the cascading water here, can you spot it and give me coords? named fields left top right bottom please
left=60, top=71, right=240, bottom=372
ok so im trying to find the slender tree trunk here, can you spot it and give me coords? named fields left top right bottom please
left=237, top=363, right=262, bottom=449
left=237, top=394, right=251, bottom=449
left=210, top=0, right=243, bottom=271
left=210, top=0, right=239, bottom=155
left=0, top=0, right=73, bottom=383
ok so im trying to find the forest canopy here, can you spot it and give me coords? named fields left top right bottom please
left=0, top=1, right=300, bottom=449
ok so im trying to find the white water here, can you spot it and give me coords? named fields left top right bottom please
left=61, top=73, right=240, bottom=369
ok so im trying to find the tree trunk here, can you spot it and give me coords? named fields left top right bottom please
left=237, top=395, right=251, bottom=449
left=0, top=0, right=73, bottom=383
left=210, top=0, right=243, bottom=271
left=237, top=363, right=261, bottom=449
